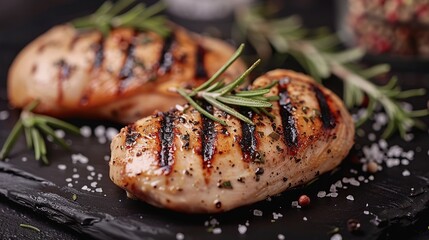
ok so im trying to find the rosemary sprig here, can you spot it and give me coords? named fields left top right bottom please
left=0, top=100, right=80, bottom=164
left=234, top=6, right=429, bottom=139
left=72, top=0, right=170, bottom=37
left=177, top=44, right=277, bottom=125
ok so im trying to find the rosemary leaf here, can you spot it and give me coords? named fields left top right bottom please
left=177, top=88, right=227, bottom=125
left=204, top=96, right=253, bottom=125
left=236, top=89, right=270, bottom=97
left=216, top=59, right=261, bottom=95
left=37, top=122, right=70, bottom=150
left=24, top=127, right=33, bottom=149
left=35, top=116, right=80, bottom=134
left=31, top=128, right=41, bottom=161
left=0, top=120, right=23, bottom=160
left=192, top=44, right=245, bottom=95
left=217, top=96, right=272, bottom=107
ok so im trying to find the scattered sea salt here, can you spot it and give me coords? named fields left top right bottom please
left=95, top=188, right=103, bottom=193
left=363, top=210, right=369, bottom=215
left=72, top=174, right=79, bottom=179
left=90, top=182, right=98, bottom=188
left=253, top=209, right=263, bottom=216
left=272, top=212, right=283, bottom=220
left=0, top=111, right=9, bottom=120
left=21, top=157, right=27, bottom=162
left=238, top=224, right=247, bottom=234
left=81, top=185, right=88, bottom=191
left=106, top=127, right=119, bottom=140
left=346, top=195, right=354, bottom=201
left=368, top=133, right=376, bottom=141
left=67, top=183, right=73, bottom=187
left=330, top=233, right=342, bottom=240
left=55, top=129, right=65, bottom=138
left=327, top=193, right=338, bottom=198
left=87, top=165, right=95, bottom=171
left=176, top=233, right=185, bottom=240
left=402, top=170, right=411, bottom=177
left=278, top=234, right=285, bottom=240
left=94, top=125, right=106, bottom=137
left=71, top=153, right=89, bottom=164
left=212, top=228, right=222, bottom=234
left=98, top=137, right=107, bottom=144
left=80, top=126, right=92, bottom=138
left=104, top=155, right=110, bottom=161
left=317, top=191, right=326, bottom=198
left=303, top=217, right=308, bottom=221
left=65, top=178, right=72, bottom=182
left=57, top=164, right=67, bottom=170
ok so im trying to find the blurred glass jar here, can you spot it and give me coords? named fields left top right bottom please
left=164, top=0, right=254, bottom=20
left=337, top=0, right=429, bottom=58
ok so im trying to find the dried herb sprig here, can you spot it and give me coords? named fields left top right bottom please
left=234, top=6, right=429, bottom=139
left=72, top=0, right=170, bottom=36
left=0, top=100, right=80, bottom=164
left=176, top=44, right=278, bottom=126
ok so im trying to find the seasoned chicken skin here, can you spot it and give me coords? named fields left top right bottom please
left=109, top=69, right=355, bottom=213
left=8, top=24, right=245, bottom=123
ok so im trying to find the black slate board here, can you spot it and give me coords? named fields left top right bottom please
left=1, top=1, right=429, bottom=239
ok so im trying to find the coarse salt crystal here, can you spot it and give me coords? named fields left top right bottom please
left=363, top=210, right=369, bottom=215
left=327, top=193, right=338, bottom=198
left=368, top=133, right=376, bottom=141
left=94, top=125, right=106, bottom=137
left=368, top=175, right=374, bottom=181
left=0, top=111, right=10, bottom=120
left=80, top=126, right=92, bottom=138
left=82, top=185, right=88, bottom=190
left=98, top=137, right=107, bottom=144
left=272, top=212, right=283, bottom=220
left=71, top=153, right=89, bottom=164
left=330, top=233, right=342, bottom=240
left=253, top=209, right=263, bottom=216
left=90, top=182, right=98, bottom=188
left=278, top=234, right=285, bottom=240
left=87, top=176, right=93, bottom=180
left=57, top=164, right=67, bottom=170
left=346, top=195, right=354, bottom=201
left=238, top=224, right=247, bottom=234
left=65, top=178, right=72, bottom=182
left=212, top=228, right=222, bottom=234
left=55, top=129, right=65, bottom=138
left=21, top=157, right=28, bottom=162
left=95, top=188, right=103, bottom=193
left=104, top=155, right=110, bottom=161
left=317, top=191, right=326, bottom=198
left=67, top=183, right=73, bottom=187
left=303, top=217, right=308, bottom=221
left=72, top=174, right=79, bottom=179
left=176, top=233, right=185, bottom=240
left=87, top=165, right=95, bottom=171
left=402, top=170, right=411, bottom=177
left=358, top=176, right=365, bottom=181
left=106, top=127, right=119, bottom=140
left=401, top=159, right=409, bottom=165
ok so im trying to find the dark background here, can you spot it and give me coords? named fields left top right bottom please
left=1, top=1, right=428, bottom=240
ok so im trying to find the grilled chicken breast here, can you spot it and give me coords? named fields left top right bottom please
left=110, top=69, right=355, bottom=213
left=8, top=24, right=245, bottom=123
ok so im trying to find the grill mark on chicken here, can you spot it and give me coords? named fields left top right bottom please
left=158, top=33, right=175, bottom=75
left=158, top=111, right=176, bottom=173
left=92, top=37, right=104, bottom=69
left=55, top=59, right=74, bottom=103
left=239, top=108, right=257, bottom=162
left=195, top=44, right=208, bottom=79
left=313, top=85, right=336, bottom=129
left=201, top=102, right=216, bottom=168
left=125, top=124, right=140, bottom=147
left=117, top=39, right=137, bottom=94
left=278, top=77, right=298, bottom=152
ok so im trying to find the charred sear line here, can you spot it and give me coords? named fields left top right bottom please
left=125, top=125, right=141, bottom=147
left=195, top=44, right=208, bottom=79
left=119, top=42, right=136, bottom=80
left=92, top=37, right=104, bottom=69
left=278, top=78, right=299, bottom=149
left=201, top=102, right=217, bottom=167
left=55, top=59, right=74, bottom=102
left=239, top=108, right=257, bottom=162
left=159, top=112, right=176, bottom=173
left=158, top=33, right=175, bottom=75
left=313, top=85, right=336, bottom=129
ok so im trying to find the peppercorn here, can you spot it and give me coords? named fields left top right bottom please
left=298, top=195, right=310, bottom=207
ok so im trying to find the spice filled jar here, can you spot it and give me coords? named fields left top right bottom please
left=337, top=0, right=429, bottom=68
